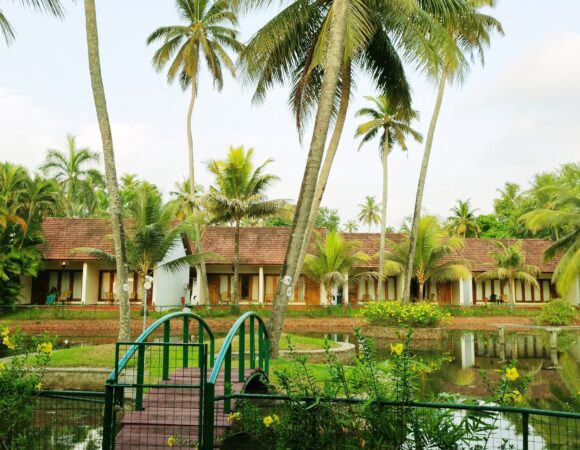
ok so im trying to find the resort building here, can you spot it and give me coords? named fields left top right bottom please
left=18, top=218, right=579, bottom=308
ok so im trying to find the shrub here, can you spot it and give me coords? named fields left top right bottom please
left=360, top=301, right=450, bottom=327
left=538, top=299, right=577, bottom=326
left=0, top=324, right=52, bottom=448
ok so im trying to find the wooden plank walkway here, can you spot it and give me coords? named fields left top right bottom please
left=114, top=367, right=255, bottom=449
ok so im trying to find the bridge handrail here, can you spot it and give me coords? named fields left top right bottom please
left=208, top=311, right=269, bottom=385
left=107, top=311, right=215, bottom=383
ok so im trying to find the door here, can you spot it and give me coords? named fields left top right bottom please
left=31, top=271, right=49, bottom=304
left=437, top=282, right=452, bottom=305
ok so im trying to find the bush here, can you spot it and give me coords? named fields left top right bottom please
left=538, top=299, right=577, bottom=326
left=360, top=301, right=450, bottom=327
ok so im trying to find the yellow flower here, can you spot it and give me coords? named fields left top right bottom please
left=2, top=336, right=15, bottom=350
left=390, top=343, right=404, bottom=356
left=1, top=326, right=9, bottom=337
left=512, top=389, right=523, bottom=403
left=167, top=436, right=175, bottom=447
left=0, top=362, right=5, bottom=372
left=272, top=414, right=280, bottom=423
left=228, top=412, right=242, bottom=422
left=263, top=416, right=274, bottom=427
left=505, top=367, right=520, bottom=382
left=35, top=383, right=43, bottom=391
left=37, top=342, right=53, bottom=356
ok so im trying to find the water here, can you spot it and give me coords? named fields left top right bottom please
left=307, top=330, right=580, bottom=411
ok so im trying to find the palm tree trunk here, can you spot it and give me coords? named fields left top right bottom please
left=509, top=277, right=516, bottom=306
left=419, top=282, right=425, bottom=301
left=293, top=61, right=351, bottom=283
left=402, top=67, right=448, bottom=304
left=84, top=0, right=131, bottom=341
left=378, top=129, right=390, bottom=300
left=268, top=0, right=349, bottom=358
left=232, top=219, right=240, bottom=306
left=187, top=84, right=196, bottom=198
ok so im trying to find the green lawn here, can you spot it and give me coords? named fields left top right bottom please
left=442, top=305, right=541, bottom=318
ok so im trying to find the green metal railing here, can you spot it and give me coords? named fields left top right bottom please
left=102, top=311, right=215, bottom=449
left=202, top=311, right=270, bottom=450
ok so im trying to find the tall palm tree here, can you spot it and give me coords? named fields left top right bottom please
left=403, top=0, right=503, bottom=303
left=522, top=184, right=580, bottom=296
left=384, top=215, right=470, bottom=301
left=147, top=0, right=244, bottom=306
left=303, top=231, right=369, bottom=305
left=0, top=0, right=63, bottom=45
left=205, top=146, right=285, bottom=306
left=40, top=134, right=103, bottom=217
left=355, top=95, right=422, bottom=298
left=343, top=220, right=359, bottom=233
left=357, top=196, right=381, bottom=232
left=84, top=0, right=131, bottom=341
left=477, top=241, right=540, bottom=306
left=448, top=199, right=480, bottom=237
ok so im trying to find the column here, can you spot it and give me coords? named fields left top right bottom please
left=195, top=265, right=204, bottom=305
left=320, top=283, right=326, bottom=305
left=81, top=262, right=88, bottom=305
left=342, top=273, right=349, bottom=305
left=258, top=266, right=264, bottom=305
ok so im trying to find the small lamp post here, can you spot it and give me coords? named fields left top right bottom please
left=143, top=275, right=154, bottom=332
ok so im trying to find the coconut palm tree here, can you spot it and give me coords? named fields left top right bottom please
left=147, top=0, right=243, bottom=306
left=39, top=134, right=103, bottom=217
left=0, top=0, right=63, bottom=45
left=205, top=146, right=285, bottom=306
left=384, top=215, right=470, bottom=301
left=355, top=95, right=422, bottom=298
left=343, top=220, right=359, bottom=233
left=357, top=196, right=381, bottom=232
left=77, top=183, right=206, bottom=294
left=477, top=241, right=540, bottom=306
left=303, top=231, right=369, bottom=305
left=403, top=0, right=503, bottom=303
left=448, top=199, right=480, bottom=237
left=521, top=184, right=580, bottom=296
left=84, top=0, right=131, bottom=340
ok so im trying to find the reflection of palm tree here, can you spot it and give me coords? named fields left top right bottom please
left=357, top=196, right=381, bottom=232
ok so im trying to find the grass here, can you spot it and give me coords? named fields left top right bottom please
left=40, top=333, right=335, bottom=369
left=442, top=305, right=541, bottom=318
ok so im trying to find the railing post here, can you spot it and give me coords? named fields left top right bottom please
left=249, top=316, right=255, bottom=369
left=210, top=334, right=215, bottom=368
left=198, top=321, right=204, bottom=368
left=136, top=343, right=145, bottom=411
left=102, top=382, right=115, bottom=449
left=224, top=346, right=232, bottom=413
left=264, top=332, right=270, bottom=377
left=522, top=412, right=529, bottom=450
left=162, top=321, right=170, bottom=380
left=183, top=316, right=190, bottom=368
left=239, top=321, right=245, bottom=381
left=258, top=322, right=264, bottom=368
left=202, top=382, right=215, bottom=450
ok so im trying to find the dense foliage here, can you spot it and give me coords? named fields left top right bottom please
left=537, top=299, right=578, bottom=326
left=361, top=301, right=450, bottom=327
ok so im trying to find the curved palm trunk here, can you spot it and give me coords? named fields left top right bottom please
left=186, top=82, right=210, bottom=305
left=269, top=0, right=349, bottom=358
left=293, top=61, right=351, bottom=283
left=232, top=219, right=240, bottom=307
left=509, top=276, right=516, bottom=306
left=377, top=130, right=390, bottom=300
left=402, top=67, right=448, bottom=304
left=84, top=0, right=131, bottom=341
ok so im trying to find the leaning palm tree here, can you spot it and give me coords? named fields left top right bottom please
left=205, top=146, right=285, bottom=306
left=343, top=220, right=359, bottom=233
left=357, top=196, right=381, bottom=232
left=40, top=134, right=103, bottom=217
left=303, top=231, right=370, bottom=305
left=522, top=184, right=580, bottom=296
left=448, top=199, right=480, bottom=237
left=403, top=0, right=503, bottom=303
left=0, top=0, right=63, bottom=45
left=147, top=0, right=243, bottom=306
left=84, top=0, right=131, bottom=340
left=477, top=241, right=540, bottom=306
left=384, top=215, right=470, bottom=301
left=355, top=94, right=422, bottom=299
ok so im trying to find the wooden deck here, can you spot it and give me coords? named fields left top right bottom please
left=114, top=367, right=255, bottom=449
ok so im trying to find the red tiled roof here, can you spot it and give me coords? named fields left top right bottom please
left=197, top=227, right=326, bottom=265
left=40, top=217, right=114, bottom=260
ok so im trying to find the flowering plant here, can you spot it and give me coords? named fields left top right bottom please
left=361, top=301, right=450, bottom=327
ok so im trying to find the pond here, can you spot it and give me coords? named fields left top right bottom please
left=307, top=329, right=580, bottom=411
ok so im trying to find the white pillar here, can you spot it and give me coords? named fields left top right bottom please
left=81, top=262, right=88, bottom=305
left=342, top=273, right=349, bottom=305
left=195, top=265, right=204, bottom=305
left=320, top=283, right=326, bottom=305
left=258, top=266, right=264, bottom=305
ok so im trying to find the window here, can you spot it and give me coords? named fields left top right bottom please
left=240, top=275, right=250, bottom=300
left=45, top=270, right=83, bottom=301
left=99, top=271, right=140, bottom=302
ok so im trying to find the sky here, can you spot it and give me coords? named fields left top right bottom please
left=1, top=1, right=579, bottom=231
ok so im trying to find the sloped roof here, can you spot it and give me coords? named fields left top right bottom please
left=39, top=217, right=114, bottom=260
